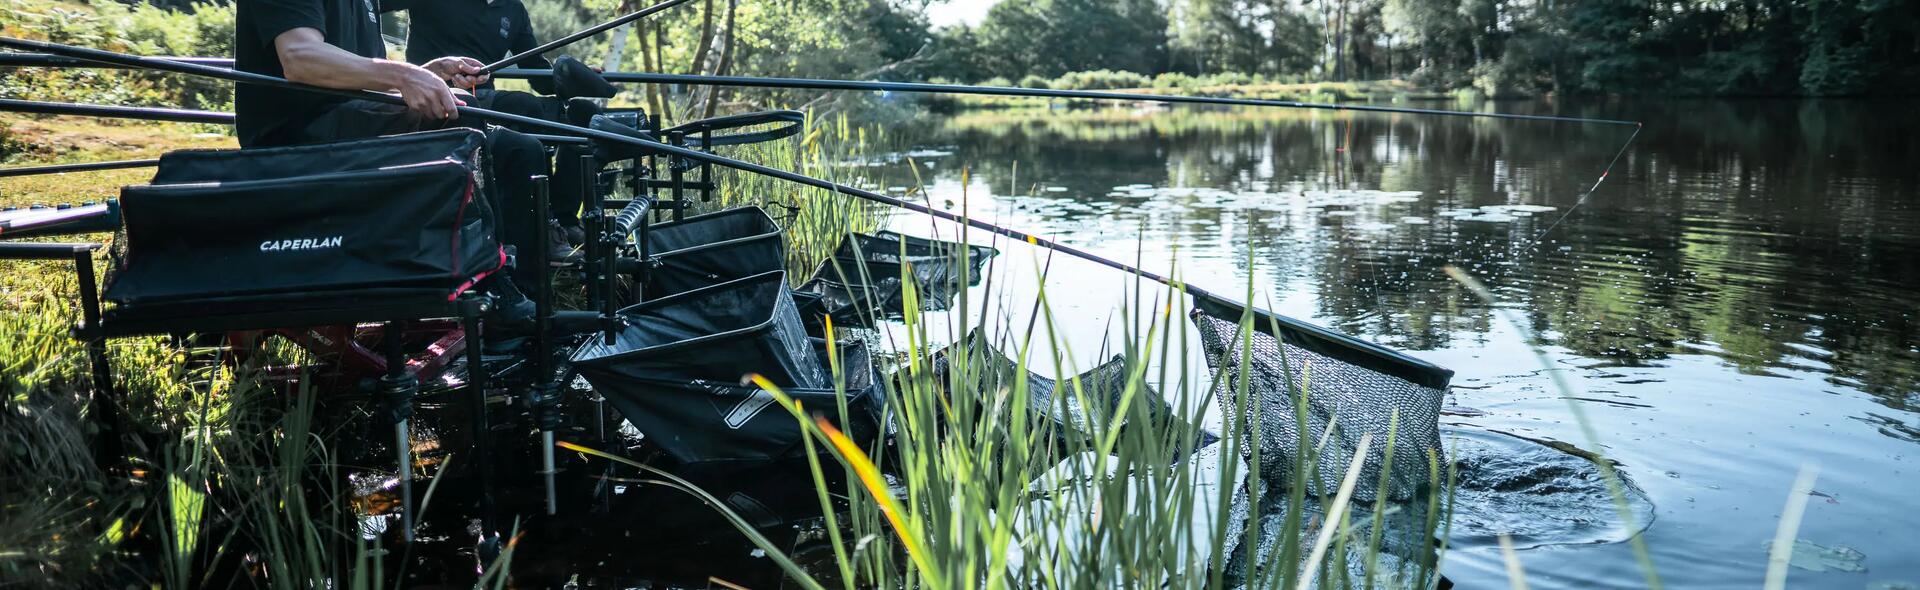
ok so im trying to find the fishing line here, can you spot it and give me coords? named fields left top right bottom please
left=1530, top=123, right=1642, bottom=244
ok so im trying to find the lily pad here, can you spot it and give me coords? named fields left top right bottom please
left=1765, top=539, right=1868, bottom=573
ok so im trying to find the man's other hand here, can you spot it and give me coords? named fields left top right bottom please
left=424, top=56, right=489, bottom=89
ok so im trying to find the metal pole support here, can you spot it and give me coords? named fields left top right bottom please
left=377, top=320, right=418, bottom=543
left=71, top=248, right=120, bottom=467
left=461, top=298, right=501, bottom=557
left=527, top=175, right=562, bottom=516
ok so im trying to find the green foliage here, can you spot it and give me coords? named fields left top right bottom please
left=970, top=0, right=1167, bottom=80
left=1016, top=74, right=1052, bottom=89
left=1052, top=69, right=1152, bottom=90
left=1171, top=0, right=1321, bottom=76
left=0, top=1, right=235, bottom=110
left=1391, top=0, right=1920, bottom=96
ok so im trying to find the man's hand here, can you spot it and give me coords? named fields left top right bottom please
left=424, top=56, right=489, bottom=90
left=273, top=28, right=466, bottom=121
left=390, top=61, right=464, bottom=120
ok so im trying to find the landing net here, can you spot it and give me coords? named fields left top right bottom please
left=1189, top=297, right=1450, bottom=502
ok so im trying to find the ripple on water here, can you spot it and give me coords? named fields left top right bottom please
left=1445, top=428, right=1656, bottom=549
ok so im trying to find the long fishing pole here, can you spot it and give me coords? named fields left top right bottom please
left=6, top=52, right=1642, bottom=241
left=0, top=97, right=233, bottom=124
left=480, top=0, right=693, bottom=73
left=0, top=97, right=597, bottom=149
left=0, top=158, right=158, bottom=178
left=0, top=36, right=1452, bottom=387
left=6, top=52, right=1638, bottom=127
left=496, top=69, right=1644, bottom=127
left=0, top=53, right=233, bottom=68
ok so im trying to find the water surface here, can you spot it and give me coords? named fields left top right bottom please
left=870, top=99, right=1919, bottom=588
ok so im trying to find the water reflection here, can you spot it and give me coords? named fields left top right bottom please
left=873, top=99, right=1920, bottom=587
left=901, top=100, right=1919, bottom=413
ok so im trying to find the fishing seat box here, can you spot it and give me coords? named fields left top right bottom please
left=93, top=129, right=501, bottom=334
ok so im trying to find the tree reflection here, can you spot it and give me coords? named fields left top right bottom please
left=900, top=100, right=1920, bottom=414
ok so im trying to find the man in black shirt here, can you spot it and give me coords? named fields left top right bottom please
left=387, top=0, right=553, bottom=94
left=385, top=0, right=616, bottom=243
left=234, top=0, right=560, bottom=325
left=234, top=0, right=480, bottom=147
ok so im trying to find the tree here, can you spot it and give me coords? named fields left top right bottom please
left=974, top=0, right=1168, bottom=79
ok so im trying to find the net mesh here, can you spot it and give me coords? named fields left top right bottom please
left=1190, top=308, right=1446, bottom=502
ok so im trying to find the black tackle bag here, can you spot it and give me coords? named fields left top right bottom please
left=832, top=230, right=997, bottom=288
left=105, top=129, right=501, bottom=305
left=572, top=270, right=827, bottom=389
left=578, top=338, right=888, bottom=464
left=642, top=206, right=786, bottom=300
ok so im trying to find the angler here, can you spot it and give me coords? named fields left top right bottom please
left=236, top=0, right=551, bottom=330
left=382, top=0, right=619, bottom=250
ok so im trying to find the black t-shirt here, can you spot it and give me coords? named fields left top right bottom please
left=234, top=0, right=385, bottom=147
left=384, top=0, right=552, bottom=93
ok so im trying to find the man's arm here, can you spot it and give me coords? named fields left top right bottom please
left=274, top=27, right=485, bottom=119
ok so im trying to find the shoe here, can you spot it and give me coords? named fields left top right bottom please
left=483, top=275, right=537, bottom=337
left=552, top=56, right=617, bottom=100
left=548, top=220, right=584, bottom=266
left=562, top=223, right=585, bottom=248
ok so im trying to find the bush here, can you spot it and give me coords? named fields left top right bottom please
left=1197, top=72, right=1255, bottom=87
left=0, top=2, right=234, bottom=111
left=1017, top=74, right=1053, bottom=89
left=1151, top=72, right=1195, bottom=89
left=1799, top=43, right=1874, bottom=96
left=981, top=76, right=1014, bottom=88
left=1052, top=69, right=1150, bottom=90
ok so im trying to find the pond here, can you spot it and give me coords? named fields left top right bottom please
left=860, top=98, right=1919, bottom=588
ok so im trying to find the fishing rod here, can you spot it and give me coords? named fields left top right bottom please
left=0, top=98, right=233, bottom=124
left=0, top=53, right=233, bottom=68
left=497, top=70, right=1645, bottom=127
left=5, top=52, right=1635, bottom=127
left=0, top=37, right=1454, bottom=389
left=0, top=159, right=159, bottom=178
left=480, top=0, right=693, bottom=73
left=0, top=96, right=596, bottom=148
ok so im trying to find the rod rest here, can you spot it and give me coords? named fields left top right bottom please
left=664, top=109, right=805, bottom=148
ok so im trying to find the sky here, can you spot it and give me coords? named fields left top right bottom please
left=925, top=0, right=997, bottom=28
